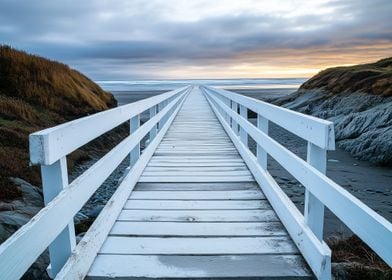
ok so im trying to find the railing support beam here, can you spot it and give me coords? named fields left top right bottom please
left=305, top=142, right=326, bottom=240
left=149, top=105, right=158, bottom=141
left=239, top=105, right=248, bottom=146
left=257, top=114, right=269, bottom=169
left=41, top=157, right=76, bottom=278
left=158, top=102, right=165, bottom=129
left=130, top=115, right=140, bottom=166
left=231, top=101, right=239, bottom=135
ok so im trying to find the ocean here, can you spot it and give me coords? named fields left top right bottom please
left=97, top=78, right=306, bottom=106
left=97, top=78, right=305, bottom=91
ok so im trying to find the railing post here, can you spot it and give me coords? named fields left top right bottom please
left=257, top=114, right=269, bottom=169
left=149, top=105, right=157, bottom=141
left=158, top=101, right=165, bottom=130
left=304, top=142, right=326, bottom=240
left=224, top=97, right=231, bottom=124
left=239, top=105, right=248, bottom=146
left=41, top=156, right=76, bottom=278
left=231, top=101, right=239, bottom=135
left=130, top=114, right=140, bottom=166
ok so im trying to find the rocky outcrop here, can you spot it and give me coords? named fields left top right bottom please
left=271, top=58, right=392, bottom=165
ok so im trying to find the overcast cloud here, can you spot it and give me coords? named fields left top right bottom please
left=0, top=0, right=391, bottom=79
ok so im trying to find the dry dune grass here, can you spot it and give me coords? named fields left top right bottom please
left=301, top=57, right=392, bottom=96
left=0, top=45, right=117, bottom=200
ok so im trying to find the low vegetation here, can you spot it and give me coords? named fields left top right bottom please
left=301, top=57, right=392, bottom=96
left=0, top=45, right=117, bottom=200
left=329, top=235, right=392, bottom=279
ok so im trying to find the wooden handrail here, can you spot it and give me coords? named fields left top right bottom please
left=203, top=86, right=335, bottom=150
left=0, top=88, right=189, bottom=279
left=203, top=87, right=392, bottom=280
left=30, top=86, right=191, bottom=165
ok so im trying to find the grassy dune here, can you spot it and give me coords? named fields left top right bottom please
left=301, top=57, right=392, bottom=96
left=0, top=45, right=117, bottom=200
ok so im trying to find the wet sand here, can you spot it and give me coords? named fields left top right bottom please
left=113, top=89, right=392, bottom=237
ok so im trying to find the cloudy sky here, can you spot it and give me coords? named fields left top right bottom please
left=0, top=0, right=391, bottom=80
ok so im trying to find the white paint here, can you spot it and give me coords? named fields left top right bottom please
left=29, top=86, right=190, bottom=165
left=110, top=221, right=285, bottom=236
left=41, top=157, right=76, bottom=278
left=129, top=190, right=264, bottom=200
left=55, top=90, right=188, bottom=280
left=130, top=114, right=140, bottom=167
left=203, top=86, right=335, bottom=150
left=99, top=236, right=297, bottom=254
left=205, top=92, right=331, bottom=279
left=88, top=255, right=311, bottom=279
left=305, top=142, right=326, bottom=240
left=205, top=86, right=392, bottom=278
left=123, top=199, right=269, bottom=210
left=0, top=87, right=189, bottom=280
left=257, top=114, right=268, bottom=169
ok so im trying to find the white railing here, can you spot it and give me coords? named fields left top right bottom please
left=202, top=86, right=392, bottom=280
left=0, top=86, right=191, bottom=280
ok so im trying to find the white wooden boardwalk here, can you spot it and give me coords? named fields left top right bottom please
left=2, top=85, right=391, bottom=280
left=87, top=88, right=311, bottom=279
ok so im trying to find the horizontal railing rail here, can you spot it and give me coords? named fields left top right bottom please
left=29, top=86, right=188, bottom=165
left=202, top=86, right=392, bottom=280
left=0, top=86, right=191, bottom=280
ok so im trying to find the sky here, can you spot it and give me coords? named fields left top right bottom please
left=0, top=0, right=391, bottom=80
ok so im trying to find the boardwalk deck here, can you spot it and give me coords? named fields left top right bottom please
left=87, top=87, right=311, bottom=279
left=2, top=85, right=390, bottom=280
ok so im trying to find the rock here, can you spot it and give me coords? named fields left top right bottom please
left=0, top=211, right=30, bottom=242
left=273, top=89, right=392, bottom=165
left=86, top=205, right=104, bottom=218
left=332, top=261, right=391, bottom=280
left=269, top=57, right=392, bottom=165
left=76, top=232, right=86, bottom=243
left=10, top=177, right=43, bottom=207
left=21, top=251, right=50, bottom=280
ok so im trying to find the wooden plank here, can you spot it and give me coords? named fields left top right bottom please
left=141, top=171, right=252, bottom=176
left=88, top=254, right=311, bottom=279
left=117, top=209, right=278, bottom=222
left=138, top=176, right=255, bottom=182
left=123, top=199, right=270, bottom=210
left=99, top=236, right=298, bottom=255
left=147, top=161, right=246, bottom=167
left=144, top=166, right=250, bottom=172
left=129, top=190, right=264, bottom=200
left=134, top=182, right=259, bottom=191
left=110, top=221, right=286, bottom=236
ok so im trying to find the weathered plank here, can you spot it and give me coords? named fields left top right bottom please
left=123, top=199, right=270, bottom=210
left=88, top=255, right=311, bottom=279
left=134, top=182, right=259, bottom=191
left=117, top=209, right=278, bottom=222
left=129, top=190, right=264, bottom=200
left=110, top=221, right=286, bottom=236
left=99, top=236, right=298, bottom=254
